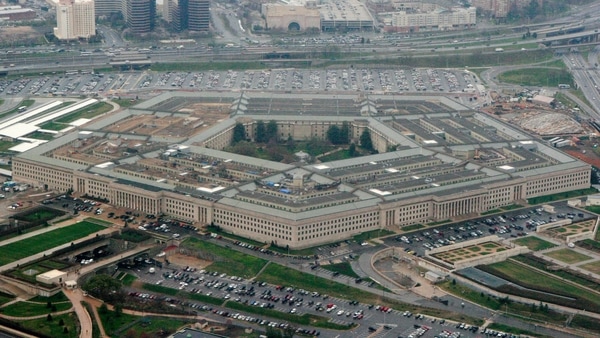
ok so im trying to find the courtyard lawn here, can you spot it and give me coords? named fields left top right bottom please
left=580, top=260, right=600, bottom=274
left=513, top=236, right=557, bottom=251
left=544, top=248, right=592, bottom=264
left=17, top=312, right=78, bottom=338
left=181, top=238, right=268, bottom=278
left=0, top=221, right=105, bottom=266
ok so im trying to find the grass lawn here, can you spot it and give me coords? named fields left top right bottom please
left=17, top=312, right=78, bottom=338
left=39, top=121, right=68, bottom=131
left=111, top=98, right=137, bottom=108
left=513, top=236, right=557, bottom=251
left=17, top=208, right=65, bottom=222
left=527, top=188, right=597, bottom=205
left=182, top=238, right=267, bottom=278
left=354, top=229, right=394, bottom=243
left=23, top=131, right=55, bottom=141
left=97, top=308, right=137, bottom=336
left=544, top=248, right=592, bottom=264
left=0, top=221, right=106, bottom=266
left=121, top=274, right=137, bottom=286
left=401, top=224, right=424, bottom=232
left=123, top=316, right=191, bottom=337
left=320, top=262, right=360, bottom=279
left=1, top=301, right=72, bottom=317
left=580, top=260, right=600, bottom=274
left=0, top=292, right=14, bottom=306
left=54, top=102, right=113, bottom=123
left=497, top=67, right=573, bottom=87
left=482, top=260, right=600, bottom=311
left=439, top=279, right=569, bottom=325
left=9, top=260, right=71, bottom=284
left=30, top=292, right=69, bottom=303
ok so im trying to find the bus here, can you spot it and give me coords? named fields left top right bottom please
left=17, top=106, right=27, bottom=112
left=65, top=70, right=79, bottom=76
left=80, top=51, right=92, bottom=56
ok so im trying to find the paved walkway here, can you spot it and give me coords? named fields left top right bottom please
left=63, top=288, right=93, bottom=338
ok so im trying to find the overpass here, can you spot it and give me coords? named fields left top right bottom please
left=539, top=29, right=600, bottom=46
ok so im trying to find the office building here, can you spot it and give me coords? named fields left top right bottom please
left=188, top=0, right=209, bottom=32
left=54, top=0, right=96, bottom=40
left=12, top=92, right=591, bottom=249
left=125, top=0, right=156, bottom=33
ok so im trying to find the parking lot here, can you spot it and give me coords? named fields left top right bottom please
left=121, top=254, right=498, bottom=338
left=384, top=202, right=596, bottom=258
left=0, top=67, right=480, bottom=98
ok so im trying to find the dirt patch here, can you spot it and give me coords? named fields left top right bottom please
left=0, top=26, right=40, bottom=43
left=167, top=253, right=212, bottom=269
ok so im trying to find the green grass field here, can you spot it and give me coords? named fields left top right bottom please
left=55, top=102, right=113, bottom=123
left=17, top=312, right=78, bottom=338
left=1, top=301, right=72, bottom=317
left=497, top=67, right=573, bottom=87
left=544, top=249, right=591, bottom=264
left=0, top=221, right=105, bottom=266
left=182, top=238, right=267, bottom=278
left=482, top=260, right=600, bottom=311
left=320, top=262, right=360, bottom=279
left=513, top=236, right=557, bottom=251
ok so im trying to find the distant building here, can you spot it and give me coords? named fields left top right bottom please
left=125, top=0, right=156, bottom=33
left=263, top=4, right=320, bottom=31
left=0, top=5, right=36, bottom=21
left=94, top=0, right=122, bottom=17
left=386, top=7, right=476, bottom=33
left=54, top=0, right=96, bottom=40
left=165, top=0, right=208, bottom=32
left=188, top=0, right=209, bottom=32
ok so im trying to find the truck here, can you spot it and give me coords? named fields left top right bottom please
left=495, top=48, right=504, bottom=52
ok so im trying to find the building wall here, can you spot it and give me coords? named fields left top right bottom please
left=390, top=7, right=476, bottom=31
left=95, top=0, right=122, bottom=17
left=264, top=5, right=320, bottom=31
left=126, top=0, right=155, bottom=33
left=188, top=0, right=209, bottom=32
left=54, top=0, right=95, bottom=40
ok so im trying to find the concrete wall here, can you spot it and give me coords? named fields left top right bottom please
left=453, top=245, right=528, bottom=269
left=535, top=219, right=572, bottom=232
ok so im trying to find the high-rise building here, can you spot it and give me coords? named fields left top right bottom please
left=188, top=0, right=209, bottom=32
left=94, top=0, right=122, bottom=17
left=167, top=0, right=189, bottom=31
left=54, top=0, right=96, bottom=40
left=125, top=0, right=156, bottom=33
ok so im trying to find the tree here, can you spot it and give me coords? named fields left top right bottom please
left=63, top=326, right=69, bottom=334
left=266, top=120, right=278, bottom=142
left=47, top=314, right=53, bottom=321
left=526, top=0, right=540, bottom=19
left=348, top=143, right=357, bottom=157
left=232, top=123, right=246, bottom=144
left=82, top=274, right=123, bottom=302
left=340, top=122, right=350, bottom=144
left=99, top=303, right=108, bottom=314
left=59, top=318, right=65, bottom=326
left=47, top=301, right=52, bottom=308
left=115, top=303, right=123, bottom=317
left=255, top=120, right=266, bottom=143
left=360, top=129, right=374, bottom=152
left=327, top=125, right=341, bottom=144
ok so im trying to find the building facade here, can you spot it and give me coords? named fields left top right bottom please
left=54, top=0, right=96, bottom=40
left=125, top=0, right=156, bottom=33
left=12, top=92, right=592, bottom=249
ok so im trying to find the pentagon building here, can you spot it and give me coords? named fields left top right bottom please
left=12, top=92, right=590, bottom=248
